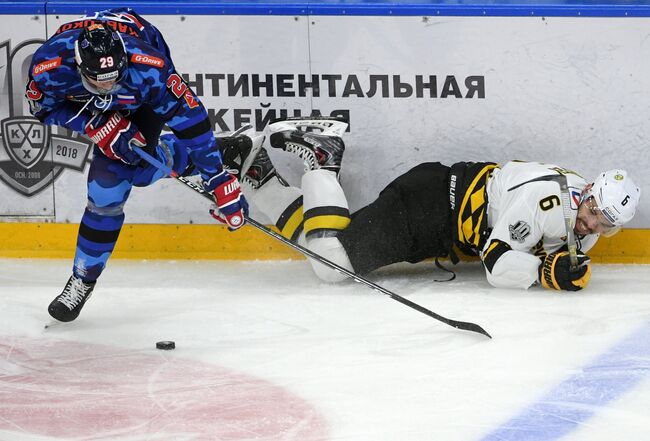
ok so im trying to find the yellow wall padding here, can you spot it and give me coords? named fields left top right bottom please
left=0, top=223, right=301, bottom=260
left=0, top=223, right=648, bottom=263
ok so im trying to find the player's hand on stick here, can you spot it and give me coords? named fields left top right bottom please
left=539, top=251, right=591, bottom=291
left=85, top=111, right=145, bottom=165
left=208, top=170, right=248, bottom=230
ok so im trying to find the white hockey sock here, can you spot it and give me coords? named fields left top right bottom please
left=247, top=177, right=302, bottom=225
left=244, top=177, right=303, bottom=240
left=306, top=236, right=353, bottom=283
left=301, top=169, right=350, bottom=238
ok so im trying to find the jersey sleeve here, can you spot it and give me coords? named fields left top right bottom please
left=142, top=56, right=222, bottom=187
left=481, top=181, right=565, bottom=289
left=26, top=80, right=92, bottom=133
left=25, top=54, right=93, bottom=134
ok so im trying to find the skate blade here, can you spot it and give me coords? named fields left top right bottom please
left=267, top=116, right=348, bottom=137
left=44, top=319, right=63, bottom=330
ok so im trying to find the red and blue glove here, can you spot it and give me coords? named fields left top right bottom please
left=85, top=111, right=146, bottom=165
left=208, top=170, right=248, bottom=230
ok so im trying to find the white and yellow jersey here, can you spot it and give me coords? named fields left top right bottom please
left=481, top=161, right=599, bottom=289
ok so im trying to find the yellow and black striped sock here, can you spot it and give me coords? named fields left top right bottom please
left=303, top=206, right=351, bottom=238
left=276, top=196, right=305, bottom=241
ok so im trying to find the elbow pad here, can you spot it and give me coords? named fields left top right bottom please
left=482, top=239, right=512, bottom=273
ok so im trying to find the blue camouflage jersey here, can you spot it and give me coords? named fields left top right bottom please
left=26, top=8, right=222, bottom=182
left=25, top=8, right=221, bottom=282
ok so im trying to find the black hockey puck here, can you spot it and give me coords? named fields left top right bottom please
left=156, top=341, right=175, bottom=350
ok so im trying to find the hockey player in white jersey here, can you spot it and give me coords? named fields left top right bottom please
left=222, top=117, right=640, bottom=292
left=481, top=163, right=638, bottom=290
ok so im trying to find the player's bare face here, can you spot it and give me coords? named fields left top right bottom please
left=575, top=196, right=616, bottom=235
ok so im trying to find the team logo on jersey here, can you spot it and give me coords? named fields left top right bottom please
left=1, top=39, right=92, bottom=197
left=26, top=80, right=43, bottom=101
left=509, top=220, right=531, bottom=243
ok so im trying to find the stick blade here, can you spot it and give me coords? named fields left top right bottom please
left=452, top=320, right=492, bottom=339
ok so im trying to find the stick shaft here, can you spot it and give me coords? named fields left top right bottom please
left=134, top=146, right=491, bottom=338
left=556, top=176, right=579, bottom=271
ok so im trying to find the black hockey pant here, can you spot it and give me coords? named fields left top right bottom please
left=337, top=162, right=454, bottom=275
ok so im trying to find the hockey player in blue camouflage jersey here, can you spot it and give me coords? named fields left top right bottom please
left=26, top=8, right=248, bottom=322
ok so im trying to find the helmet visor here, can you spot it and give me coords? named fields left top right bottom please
left=585, top=196, right=620, bottom=237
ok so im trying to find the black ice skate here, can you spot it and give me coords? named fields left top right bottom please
left=220, top=125, right=286, bottom=189
left=242, top=147, right=287, bottom=189
left=218, top=125, right=263, bottom=179
left=268, top=117, right=348, bottom=175
left=48, top=275, right=96, bottom=322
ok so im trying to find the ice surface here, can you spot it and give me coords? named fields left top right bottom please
left=1, top=258, right=649, bottom=440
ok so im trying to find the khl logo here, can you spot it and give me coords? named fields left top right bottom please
left=0, top=39, right=92, bottom=196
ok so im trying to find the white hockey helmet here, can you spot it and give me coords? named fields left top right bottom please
left=584, top=169, right=640, bottom=231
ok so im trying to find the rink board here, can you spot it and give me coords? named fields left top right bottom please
left=0, top=222, right=648, bottom=263
left=1, top=1, right=649, bottom=261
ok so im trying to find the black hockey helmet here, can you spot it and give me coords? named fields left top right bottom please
left=74, top=23, right=127, bottom=82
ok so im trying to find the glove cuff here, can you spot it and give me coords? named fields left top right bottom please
left=539, top=253, right=561, bottom=290
left=202, top=168, right=227, bottom=192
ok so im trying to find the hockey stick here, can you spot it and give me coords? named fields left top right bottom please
left=555, top=175, right=580, bottom=271
left=134, top=145, right=492, bottom=338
